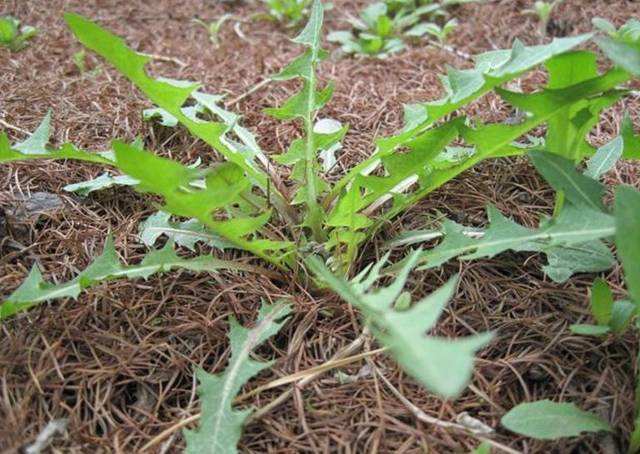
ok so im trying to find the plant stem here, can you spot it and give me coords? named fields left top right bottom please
left=304, top=63, right=326, bottom=242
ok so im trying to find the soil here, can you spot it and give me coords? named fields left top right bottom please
left=1, top=0, right=640, bottom=452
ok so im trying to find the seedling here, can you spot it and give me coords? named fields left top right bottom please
left=523, top=0, right=563, bottom=36
left=0, top=16, right=37, bottom=51
left=193, top=14, right=232, bottom=47
left=262, top=0, right=312, bottom=27
left=406, top=17, right=458, bottom=43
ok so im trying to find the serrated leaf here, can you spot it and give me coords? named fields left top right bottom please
left=615, top=185, right=640, bottom=304
left=1, top=238, right=249, bottom=320
left=306, top=251, right=493, bottom=398
left=1, top=114, right=113, bottom=165
left=14, top=109, right=52, bottom=154
left=63, top=172, right=138, bottom=196
left=111, top=141, right=292, bottom=265
left=501, top=400, right=611, bottom=440
left=63, top=13, right=288, bottom=209
left=184, top=301, right=292, bottom=454
left=542, top=241, right=616, bottom=283
left=414, top=204, right=615, bottom=282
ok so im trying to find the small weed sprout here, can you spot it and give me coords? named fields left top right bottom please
left=0, top=16, right=38, bottom=51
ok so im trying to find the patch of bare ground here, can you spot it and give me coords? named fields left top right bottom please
left=1, top=0, right=639, bottom=452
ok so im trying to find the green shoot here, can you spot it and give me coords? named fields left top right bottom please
left=0, top=16, right=37, bottom=51
left=193, top=14, right=232, bottom=47
left=523, top=0, right=563, bottom=36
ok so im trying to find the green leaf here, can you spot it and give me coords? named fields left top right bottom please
left=14, top=110, right=53, bottom=154
left=184, top=301, right=292, bottom=454
left=621, top=113, right=640, bottom=159
left=63, top=172, right=138, bottom=196
left=530, top=151, right=605, bottom=211
left=584, top=136, right=623, bottom=179
left=413, top=204, right=615, bottom=282
left=111, top=141, right=292, bottom=265
left=542, top=241, right=615, bottom=283
left=501, top=400, right=612, bottom=440
left=292, top=0, right=323, bottom=48
left=0, top=113, right=114, bottom=165
left=596, top=31, right=640, bottom=76
left=615, top=186, right=640, bottom=304
left=306, top=251, right=493, bottom=398
left=1, top=238, right=249, bottom=320
left=590, top=278, right=613, bottom=325
left=610, top=300, right=636, bottom=334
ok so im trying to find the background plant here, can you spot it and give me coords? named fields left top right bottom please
left=0, top=15, right=37, bottom=51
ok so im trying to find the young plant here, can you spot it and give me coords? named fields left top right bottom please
left=262, top=0, right=312, bottom=27
left=0, top=16, right=37, bottom=51
left=523, top=0, right=563, bottom=36
left=193, top=14, right=232, bottom=47
left=406, top=17, right=458, bottom=43
left=328, top=2, right=406, bottom=57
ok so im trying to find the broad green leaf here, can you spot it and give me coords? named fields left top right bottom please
left=63, top=172, right=138, bottom=196
left=139, top=211, right=232, bottom=251
left=413, top=204, right=615, bottom=282
left=590, top=278, right=613, bottom=325
left=544, top=51, right=604, bottom=161
left=306, top=251, right=493, bottom=398
left=530, top=151, right=605, bottom=211
left=1, top=238, right=249, bottom=320
left=615, top=186, right=640, bottom=304
left=501, top=400, right=611, bottom=440
left=184, top=301, right=292, bottom=454
left=584, top=136, right=623, bottom=179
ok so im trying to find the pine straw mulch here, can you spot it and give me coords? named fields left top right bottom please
left=1, top=0, right=640, bottom=452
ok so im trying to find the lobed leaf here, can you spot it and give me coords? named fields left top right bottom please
left=184, top=301, right=292, bottom=454
left=1, top=238, right=249, bottom=320
left=408, top=203, right=615, bottom=282
left=306, top=251, right=493, bottom=398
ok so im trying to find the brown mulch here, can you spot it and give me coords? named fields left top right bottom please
left=1, top=0, right=639, bottom=452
